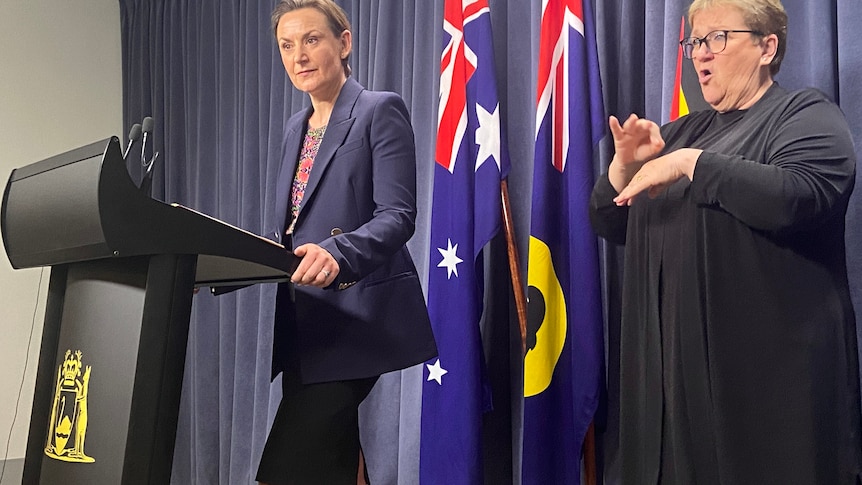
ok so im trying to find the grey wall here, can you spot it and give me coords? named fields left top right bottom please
left=0, top=0, right=122, bottom=480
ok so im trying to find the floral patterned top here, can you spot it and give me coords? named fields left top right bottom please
left=286, top=124, right=326, bottom=234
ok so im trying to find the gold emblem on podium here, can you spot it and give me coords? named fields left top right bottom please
left=45, top=350, right=95, bottom=463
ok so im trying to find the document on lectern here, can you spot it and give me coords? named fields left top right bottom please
left=169, top=203, right=300, bottom=293
left=169, top=203, right=284, bottom=248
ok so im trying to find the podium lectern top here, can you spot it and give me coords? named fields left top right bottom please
left=2, top=136, right=298, bottom=286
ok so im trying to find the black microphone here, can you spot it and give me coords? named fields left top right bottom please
left=140, top=116, right=154, bottom=166
left=140, top=155, right=156, bottom=197
left=138, top=116, right=160, bottom=197
left=123, top=123, right=142, bottom=160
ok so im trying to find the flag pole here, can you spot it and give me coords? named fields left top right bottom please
left=500, top=179, right=527, bottom=355
left=584, top=422, right=597, bottom=485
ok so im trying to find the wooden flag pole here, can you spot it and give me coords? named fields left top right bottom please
left=500, top=179, right=527, bottom=355
left=501, top=180, right=598, bottom=485
left=584, top=421, right=597, bottom=485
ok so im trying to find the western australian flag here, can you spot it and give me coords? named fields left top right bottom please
left=419, top=0, right=509, bottom=483
left=523, top=0, right=604, bottom=483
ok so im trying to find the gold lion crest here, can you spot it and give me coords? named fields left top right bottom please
left=44, top=349, right=95, bottom=463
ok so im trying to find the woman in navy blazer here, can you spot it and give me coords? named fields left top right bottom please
left=257, top=1, right=437, bottom=484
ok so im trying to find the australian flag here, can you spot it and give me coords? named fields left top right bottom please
left=523, top=0, right=605, bottom=483
left=419, top=0, right=509, bottom=483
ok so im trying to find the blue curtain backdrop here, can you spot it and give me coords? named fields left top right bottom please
left=119, top=0, right=862, bottom=483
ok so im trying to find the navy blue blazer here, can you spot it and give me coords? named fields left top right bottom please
left=269, top=78, right=437, bottom=383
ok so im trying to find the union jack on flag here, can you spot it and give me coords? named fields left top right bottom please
left=523, top=0, right=605, bottom=483
left=419, top=0, right=509, bottom=483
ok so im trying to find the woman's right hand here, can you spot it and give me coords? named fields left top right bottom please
left=608, top=114, right=665, bottom=193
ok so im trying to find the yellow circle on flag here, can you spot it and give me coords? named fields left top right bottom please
left=524, top=236, right=567, bottom=397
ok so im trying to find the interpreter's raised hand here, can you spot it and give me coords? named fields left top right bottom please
left=291, top=243, right=340, bottom=287
left=610, top=114, right=665, bottom=166
left=607, top=114, right=666, bottom=193
left=613, top=148, right=702, bottom=206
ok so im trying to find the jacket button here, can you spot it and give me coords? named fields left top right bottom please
left=330, top=227, right=343, bottom=236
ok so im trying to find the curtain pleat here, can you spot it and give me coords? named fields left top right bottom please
left=119, top=0, right=862, bottom=483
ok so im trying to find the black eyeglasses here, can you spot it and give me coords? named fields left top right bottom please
left=679, top=29, right=763, bottom=59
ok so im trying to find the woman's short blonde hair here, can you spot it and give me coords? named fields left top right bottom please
left=271, top=0, right=352, bottom=77
left=688, top=0, right=787, bottom=75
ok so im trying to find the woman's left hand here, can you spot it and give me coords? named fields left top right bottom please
left=613, top=148, right=703, bottom=206
left=291, top=243, right=340, bottom=287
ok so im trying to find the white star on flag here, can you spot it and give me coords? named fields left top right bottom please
left=426, top=359, right=448, bottom=385
left=474, top=101, right=501, bottom=171
left=437, top=238, right=463, bottom=279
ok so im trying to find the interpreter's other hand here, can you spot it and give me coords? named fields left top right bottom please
left=291, top=243, right=340, bottom=287
left=609, top=114, right=665, bottom=166
left=613, top=148, right=702, bottom=206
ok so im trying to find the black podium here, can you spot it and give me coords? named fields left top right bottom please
left=1, top=137, right=298, bottom=484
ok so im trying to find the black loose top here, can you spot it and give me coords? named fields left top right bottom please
left=591, top=83, right=862, bottom=484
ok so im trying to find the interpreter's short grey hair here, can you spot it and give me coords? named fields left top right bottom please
left=688, top=0, right=787, bottom=76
